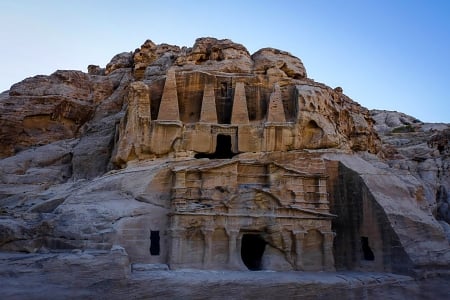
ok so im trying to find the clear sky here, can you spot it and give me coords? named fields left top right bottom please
left=1, top=0, right=449, bottom=122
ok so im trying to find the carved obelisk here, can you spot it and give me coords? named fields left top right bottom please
left=267, top=83, right=286, bottom=123
left=199, top=82, right=218, bottom=123
left=231, top=82, right=249, bottom=124
left=157, top=68, right=180, bottom=121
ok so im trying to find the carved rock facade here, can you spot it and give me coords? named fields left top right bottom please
left=113, top=69, right=379, bottom=165
left=0, top=38, right=449, bottom=278
left=168, top=159, right=334, bottom=271
left=106, top=39, right=382, bottom=271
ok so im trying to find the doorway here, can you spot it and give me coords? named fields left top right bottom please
left=241, top=234, right=266, bottom=270
left=194, top=134, right=235, bottom=159
left=361, top=236, right=375, bottom=261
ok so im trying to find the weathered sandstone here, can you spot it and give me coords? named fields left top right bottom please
left=0, top=38, right=449, bottom=298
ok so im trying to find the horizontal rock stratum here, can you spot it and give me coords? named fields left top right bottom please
left=0, top=37, right=449, bottom=298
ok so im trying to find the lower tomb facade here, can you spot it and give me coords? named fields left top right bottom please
left=163, top=159, right=336, bottom=271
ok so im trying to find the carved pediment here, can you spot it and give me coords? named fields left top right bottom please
left=226, top=188, right=281, bottom=210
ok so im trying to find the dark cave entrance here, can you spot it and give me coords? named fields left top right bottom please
left=241, top=234, right=266, bottom=270
left=194, top=134, right=236, bottom=159
left=361, top=236, right=375, bottom=261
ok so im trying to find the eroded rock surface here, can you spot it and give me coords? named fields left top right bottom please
left=371, top=110, right=450, bottom=241
left=0, top=38, right=449, bottom=298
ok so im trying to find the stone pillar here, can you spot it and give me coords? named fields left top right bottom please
left=321, top=231, right=336, bottom=271
left=157, top=68, right=180, bottom=121
left=115, top=81, right=151, bottom=162
left=202, top=227, right=215, bottom=269
left=169, top=228, right=184, bottom=268
left=267, top=83, right=286, bottom=123
left=225, top=228, right=240, bottom=269
left=231, top=82, right=249, bottom=124
left=293, top=230, right=306, bottom=271
left=200, top=82, right=218, bottom=123
left=236, top=233, right=244, bottom=269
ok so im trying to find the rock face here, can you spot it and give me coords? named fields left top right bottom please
left=371, top=110, right=450, bottom=242
left=0, top=38, right=449, bottom=296
left=111, top=38, right=379, bottom=166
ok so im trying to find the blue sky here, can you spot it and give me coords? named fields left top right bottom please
left=1, top=0, right=449, bottom=122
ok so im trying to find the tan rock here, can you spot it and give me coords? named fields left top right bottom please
left=105, top=52, right=133, bottom=75
left=114, top=81, right=151, bottom=164
left=199, top=83, right=218, bottom=123
left=252, top=47, right=307, bottom=79
left=87, top=65, right=104, bottom=75
left=230, top=82, right=250, bottom=124
left=176, top=37, right=253, bottom=73
left=157, top=68, right=180, bottom=121
left=133, top=40, right=181, bottom=80
left=133, top=40, right=158, bottom=79
left=266, top=83, right=286, bottom=123
left=0, top=37, right=448, bottom=283
left=188, top=123, right=214, bottom=153
left=0, top=68, right=127, bottom=159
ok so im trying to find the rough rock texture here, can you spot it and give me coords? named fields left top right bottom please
left=0, top=38, right=449, bottom=297
left=371, top=110, right=450, bottom=242
left=110, top=38, right=379, bottom=166
left=252, top=47, right=307, bottom=79
left=3, top=253, right=448, bottom=300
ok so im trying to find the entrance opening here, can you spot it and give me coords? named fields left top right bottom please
left=194, top=134, right=236, bottom=159
left=241, top=234, right=266, bottom=270
left=361, top=236, right=374, bottom=261
left=150, top=230, right=160, bottom=256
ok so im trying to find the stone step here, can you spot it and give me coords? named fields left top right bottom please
left=132, top=263, right=169, bottom=272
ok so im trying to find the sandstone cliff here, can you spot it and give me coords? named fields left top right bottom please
left=0, top=38, right=449, bottom=297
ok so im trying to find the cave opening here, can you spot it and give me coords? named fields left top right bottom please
left=194, top=134, right=236, bottom=159
left=241, top=234, right=266, bottom=271
left=361, top=236, right=375, bottom=261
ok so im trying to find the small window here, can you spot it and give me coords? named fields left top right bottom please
left=150, top=230, right=160, bottom=256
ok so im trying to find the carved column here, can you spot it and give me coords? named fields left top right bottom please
left=202, top=226, right=215, bottom=269
left=321, top=231, right=336, bottom=271
left=225, top=228, right=240, bottom=269
left=293, top=230, right=306, bottom=271
left=169, top=227, right=184, bottom=268
left=236, top=233, right=244, bottom=268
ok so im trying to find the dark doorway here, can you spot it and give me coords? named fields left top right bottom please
left=150, top=230, right=160, bottom=255
left=361, top=236, right=374, bottom=261
left=194, top=134, right=236, bottom=159
left=241, top=234, right=266, bottom=270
